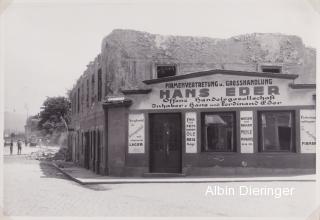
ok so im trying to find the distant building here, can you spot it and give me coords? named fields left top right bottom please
left=4, top=111, right=28, bottom=133
left=69, top=29, right=316, bottom=177
left=24, top=116, right=40, bottom=141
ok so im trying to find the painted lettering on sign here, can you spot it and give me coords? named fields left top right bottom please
left=185, top=112, right=197, bottom=153
left=300, top=109, right=316, bottom=153
left=150, top=78, right=283, bottom=109
left=128, top=113, right=145, bottom=153
left=159, top=86, right=279, bottom=99
left=240, top=111, right=254, bottom=153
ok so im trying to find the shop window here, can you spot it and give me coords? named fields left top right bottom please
left=202, top=112, right=236, bottom=152
left=258, top=111, right=295, bottom=152
left=261, top=66, right=282, bottom=73
left=157, top=65, right=176, bottom=78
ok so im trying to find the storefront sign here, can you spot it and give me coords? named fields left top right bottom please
left=300, top=109, right=316, bottom=153
left=240, top=111, right=254, bottom=153
left=153, top=79, right=282, bottom=109
left=185, top=112, right=197, bottom=153
left=131, top=74, right=314, bottom=110
left=128, top=113, right=145, bottom=153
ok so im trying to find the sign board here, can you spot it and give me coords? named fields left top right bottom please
left=128, top=113, right=145, bottom=153
left=240, top=111, right=254, bottom=153
left=130, top=74, right=315, bottom=110
left=300, top=109, right=316, bottom=153
left=185, top=112, right=197, bottom=153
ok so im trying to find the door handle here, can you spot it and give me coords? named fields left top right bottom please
left=166, top=144, right=169, bottom=156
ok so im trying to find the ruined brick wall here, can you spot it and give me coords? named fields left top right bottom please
left=70, top=29, right=316, bottom=125
left=70, top=54, right=105, bottom=130
left=101, top=29, right=316, bottom=94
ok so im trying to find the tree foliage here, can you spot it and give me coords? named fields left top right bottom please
left=38, top=96, right=71, bottom=134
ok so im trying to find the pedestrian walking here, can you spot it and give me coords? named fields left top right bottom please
left=17, top=140, right=22, bottom=155
left=10, top=140, right=13, bottom=155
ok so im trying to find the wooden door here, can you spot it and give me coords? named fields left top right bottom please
left=149, top=113, right=182, bottom=173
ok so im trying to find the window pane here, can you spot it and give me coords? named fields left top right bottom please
left=259, top=111, right=294, bottom=152
left=261, top=66, right=282, bottom=73
left=203, top=112, right=235, bottom=152
left=157, top=65, right=176, bottom=78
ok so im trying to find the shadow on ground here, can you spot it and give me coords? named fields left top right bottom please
left=38, top=160, right=111, bottom=191
left=39, top=161, right=66, bottom=180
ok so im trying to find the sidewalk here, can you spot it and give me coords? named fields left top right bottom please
left=51, top=161, right=317, bottom=185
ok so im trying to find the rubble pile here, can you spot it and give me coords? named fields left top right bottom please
left=27, top=147, right=66, bottom=161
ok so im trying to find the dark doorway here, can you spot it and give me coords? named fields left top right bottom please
left=93, top=130, right=96, bottom=172
left=97, top=130, right=101, bottom=174
left=84, top=132, right=90, bottom=169
left=149, top=113, right=182, bottom=173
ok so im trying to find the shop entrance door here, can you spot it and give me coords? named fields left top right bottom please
left=149, top=113, right=182, bottom=173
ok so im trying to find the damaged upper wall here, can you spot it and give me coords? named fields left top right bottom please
left=101, top=29, right=316, bottom=93
left=70, top=54, right=104, bottom=123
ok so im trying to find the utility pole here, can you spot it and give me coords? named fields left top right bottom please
left=60, top=115, right=68, bottom=136
left=24, top=103, right=29, bottom=142
left=60, top=115, right=69, bottom=148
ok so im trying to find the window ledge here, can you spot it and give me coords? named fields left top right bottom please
left=257, top=151, right=297, bottom=154
left=200, top=151, right=238, bottom=154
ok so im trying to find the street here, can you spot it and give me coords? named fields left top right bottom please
left=3, top=154, right=317, bottom=217
left=3, top=143, right=40, bottom=156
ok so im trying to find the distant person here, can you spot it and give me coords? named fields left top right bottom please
left=25, top=139, right=28, bottom=146
left=17, top=140, right=22, bottom=155
left=10, top=140, right=13, bottom=155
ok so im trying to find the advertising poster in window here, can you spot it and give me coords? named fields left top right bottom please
left=128, top=113, right=145, bottom=153
left=300, top=109, right=316, bottom=153
left=240, top=111, right=254, bottom=153
left=185, top=112, right=197, bottom=153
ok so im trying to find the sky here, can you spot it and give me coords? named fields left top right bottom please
left=1, top=0, right=320, bottom=118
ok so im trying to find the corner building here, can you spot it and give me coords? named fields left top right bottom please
left=69, top=29, right=316, bottom=177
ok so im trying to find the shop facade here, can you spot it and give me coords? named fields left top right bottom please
left=69, top=30, right=316, bottom=177
left=103, top=70, right=316, bottom=176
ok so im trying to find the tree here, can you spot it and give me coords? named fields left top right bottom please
left=38, top=96, right=71, bottom=135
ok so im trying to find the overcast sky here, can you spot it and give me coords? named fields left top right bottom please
left=2, top=0, right=319, bottom=117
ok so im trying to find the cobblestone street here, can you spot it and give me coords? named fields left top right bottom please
left=3, top=155, right=317, bottom=217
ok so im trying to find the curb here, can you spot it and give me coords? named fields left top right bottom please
left=51, top=162, right=85, bottom=185
left=69, top=179, right=316, bottom=185
left=50, top=162, right=316, bottom=185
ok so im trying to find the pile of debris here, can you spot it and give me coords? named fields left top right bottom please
left=27, top=147, right=67, bottom=161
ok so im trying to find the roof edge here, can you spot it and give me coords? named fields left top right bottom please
left=289, top=83, right=316, bottom=89
left=102, top=97, right=132, bottom=109
left=121, top=89, right=152, bottom=95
